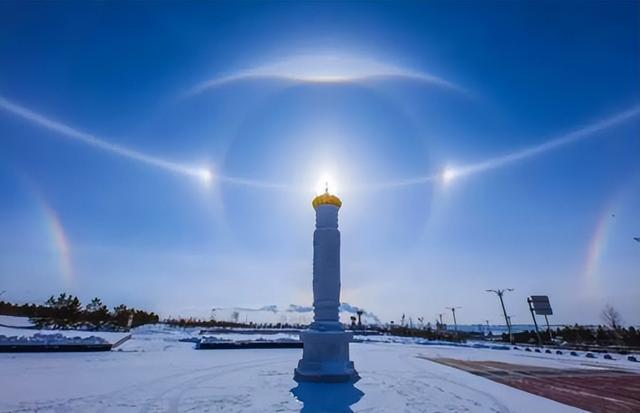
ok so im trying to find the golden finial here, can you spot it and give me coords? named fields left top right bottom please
left=312, top=183, right=342, bottom=209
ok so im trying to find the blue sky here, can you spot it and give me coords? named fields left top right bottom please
left=1, top=1, right=638, bottom=325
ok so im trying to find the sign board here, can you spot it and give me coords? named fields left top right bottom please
left=529, top=295, right=553, bottom=316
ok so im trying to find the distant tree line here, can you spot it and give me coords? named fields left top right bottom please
left=384, top=324, right=467, bottom=342
left=163, top=317, right=308, bottom=330
left=0, top=293, right=159, bottom=331
left=503, top=325, right=640, bottom=348
left=499, top=305, right=639, bottom=348
left=163, top=318, right=466, bottom=343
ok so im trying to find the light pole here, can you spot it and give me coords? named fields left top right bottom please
left=486, top=289, right=514, bottom=344
left=446, top=306, right=461, bottom=331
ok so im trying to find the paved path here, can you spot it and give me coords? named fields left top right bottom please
left=426, top=357, right=640, bottom=413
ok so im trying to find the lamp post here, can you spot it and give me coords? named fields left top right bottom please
left=486, top=289, right=514, bottom=344
left=446, top=306, right=461, bottom=332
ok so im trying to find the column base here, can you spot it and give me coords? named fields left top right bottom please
left=295, top=329, right=359, bottom=383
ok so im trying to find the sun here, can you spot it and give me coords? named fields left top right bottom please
left=198, top=168, right=213, bottom=185
left=441, top=167, right=458, bottom=184
left=315, top=174, right=338, bottom=195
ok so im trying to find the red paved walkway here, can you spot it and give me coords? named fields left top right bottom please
left=423, top=357, right=640, bottom=413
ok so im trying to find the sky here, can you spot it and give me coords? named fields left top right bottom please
left=0, top=1, right=638, bottom=326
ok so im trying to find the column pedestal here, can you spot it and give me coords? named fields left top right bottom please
left=295, top=330, right=359, bottom=383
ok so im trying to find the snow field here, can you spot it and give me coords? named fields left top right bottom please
left=0, top=325, right=593, bottom=413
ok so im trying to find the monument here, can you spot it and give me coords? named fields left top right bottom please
left=294, top=187, right=359, bottom=383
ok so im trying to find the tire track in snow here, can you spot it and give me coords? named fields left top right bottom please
left=139, top=356, right=291, bottom=413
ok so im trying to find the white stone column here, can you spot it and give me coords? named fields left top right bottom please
left=295, top=192, right=359, bottom=383
left=311, top=204, right=341, bottom=330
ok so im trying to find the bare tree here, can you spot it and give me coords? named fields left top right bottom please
left=601, top=304, right=622, bottom=329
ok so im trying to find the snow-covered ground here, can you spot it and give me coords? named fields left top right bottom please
left=6, top=324, right=639, bottom=412
left=0, top=324, right=130, bottom=346
left=0, top=315, right=36, bottom=328
left=0, top=332, right=109, bottom=345
left=200, top=332, right=299, bottom=344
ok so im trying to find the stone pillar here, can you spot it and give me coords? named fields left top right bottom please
left=295, top=192, right=359, bottom=383
left=311, top=204, right=341, bottom=330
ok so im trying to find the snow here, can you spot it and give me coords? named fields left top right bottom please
left=1, top=325, right=622, bottom=412
left=414, top=342, right=640, bottom=373
left=0, top=315, right=35, bottom=328
left=200, top=332, right=299, bottom=344
left=0, top=321, right=130, bottom=346
left=0, top=333, right=108, bottom=345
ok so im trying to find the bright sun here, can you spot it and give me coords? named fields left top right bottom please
left=198, top=168, right=213, bottom=185
left=442, top=167, right=458, bottom=184
left=315, top=174, right=338, bottom=195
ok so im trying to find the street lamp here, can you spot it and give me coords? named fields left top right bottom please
left=486, top=289, right=514, bottom=344
left=445, top=306, right=461, bottom=331
left=436, top=313, right=445, bottom=330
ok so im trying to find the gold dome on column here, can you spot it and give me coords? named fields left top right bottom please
left=312, top=189, right=342, bottom=209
